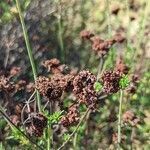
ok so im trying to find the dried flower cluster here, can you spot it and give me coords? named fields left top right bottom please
left=80, top=30, right=125, bottom=57
left=101, top=70, right=121, bottom=94
left=0, top=75, right=15, bottom=92
left=10, top=67, right=21, bottom=77
left=115, top=57, right=129, bottom=75
left=128, top=74, right=139, bottom=93
left=26, top=113, right=47, bottom=137
left=35, top=76, right=63, bottom=100
left=61, top=104, right=79, bottom=127
left=36, top=59, right=99, bottom=126
left=123, top=110, right=140, bottom=126
left=42, top=58, right=70, bottom=75
left=73, top=70, right=98, bottom=109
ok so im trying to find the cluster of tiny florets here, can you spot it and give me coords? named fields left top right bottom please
left=73, top=70, right=97, bottom=109
left=80, top=30, right=126, bottom=57
left=0, top=75, right=15, bottom=92
left=35, top=76, right=63, bottom=100
left=127, top=74, right=139, bottom=93
left=42, top=58, right=70, bottom=74
left=115, top=57, right=129, bottom=75
left=123, top=110, right=140, bottom=126
left=101, top=70, right=121, bottom=94
left=61, top=104, right=79, bottom=127
left=26, top=113, right=47, bottom=137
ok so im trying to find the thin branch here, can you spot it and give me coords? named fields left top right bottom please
left=97, top=57, right=104, bottom=80
left=15, top=0, right=41, bottom=112
left=105, top=0, right=112, bottom=38
left=117, top=90, right=123, bottom=150
left=58, top=108, right=91, bottom=150
left=0, top=106, right=43, bottom=150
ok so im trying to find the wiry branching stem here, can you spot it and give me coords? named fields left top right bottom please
left=15, top=0, right=41, bottom=112
left=0, top=105, right=43, bottom=150
left=58, top=108, right=91, bottom=150
left=117, top=90, right=123, bottom=149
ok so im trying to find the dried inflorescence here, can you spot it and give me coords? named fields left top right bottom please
left=127, top=74, right=139, bottom=94
left=80, top=30, right=125, bottom=57
left=61, top=104, right=79, bottom=127
left=10, top=67, right=21, bottom=77
left=26, top=82, right=35, bottom=93
left=51, top=73, right=74, bottom=92
left=42, top=58, right=70, bottom=74
left=0, top=75, right=15, bottom=92
left=101, top=70, right=121, bottom=94
left=112, top=133, right=125, bottom=144
left=113, top=33, right=126, bottom=43
left=26, top=113, right=47, bottom=137
left=35, top=76, right=63, bottom=100
left=42, top=58, right=60, bottom=73
left=80, top=30, right=94, bottom=40
left=123, top=110, right=140, bottom=126
left=73, top=70, right=97, bottom=109
left=115, top=57, right=129, bottom=75
left=90, top=36, right=115, bottom=57
left=15, top=80, right=26, bottom=91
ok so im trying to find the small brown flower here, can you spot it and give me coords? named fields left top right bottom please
left=35, top=76, right=63, bottom=100
left=123, top=110, right=140, bottom=126
left=73, top=70, right=97, bottom=109
left=58, top=64, right=71, bottom=75
left=10, top=67, right=21, bottom=77
left=73, top=70, right=96, bottom=94
left=101, top=70, right=121, bottom=93
left=61, top=104, right=79, bottom=127
left=26, top=113, right=47, bottom=137
left=80, top=30, right=95, bottom=40
left=42, top=58, right=60, bottom=73
left=26, top=82, right=35, bottom=93
left=51, top=73, right=74, bottom=92
left=113, top=33, right=126, bottom=43
left=127, top=74, right=139, bottom=93
left=15, top=80, right=26, bottom=91
left=0, top=75, right=15, bottom=92
left=90, top=36, right=115, bottom=57
left=31, top=113, right=47, bottom=129
left=115, top=57, right=129, bottom=75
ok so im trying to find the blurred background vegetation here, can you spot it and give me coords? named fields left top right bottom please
left=0, top=0, right=150, bottom=149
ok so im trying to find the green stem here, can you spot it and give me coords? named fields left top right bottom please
left=47, top=101, right=53, bottom=150
left=15, top=0, right=41, bottom=112
left=58, top=1, right=65, bottom=63
left=117, top=90, right=123, bottom=150
left=47, top=124, right=51, bottom=150
left=73, top=133, right=78, bottom=150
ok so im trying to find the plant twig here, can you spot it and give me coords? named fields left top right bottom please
left=57, top=1, right=65, bottom=63
left=0, top=105, right=43, bottom=150
left=47, top=101, right=53, bottom=150
left=105, top=0, right=112, bottom=38
left=58, top=108, right=91, bottom=150
left=125, top=0, right=130, bottom=46
left=15, top=0, right=41, bottom=112
left=117, top=90, right=123, bottom=150
left=97, top=57, right=104, bottom=80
